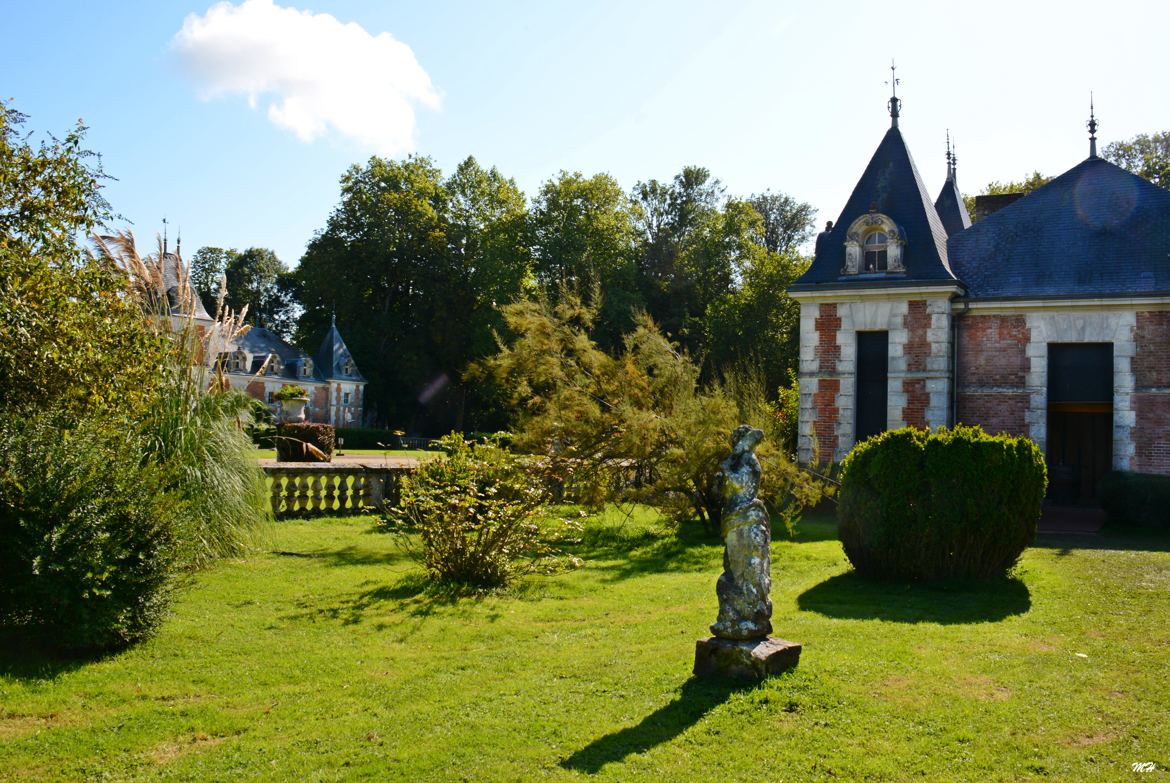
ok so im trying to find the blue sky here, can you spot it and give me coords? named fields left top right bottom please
left=6, top=0, right=1170, bottom=266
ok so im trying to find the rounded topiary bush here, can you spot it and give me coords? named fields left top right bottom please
left=275, top=422, right=335, bottom=462
left=838, top=425, right=1047, bottom=581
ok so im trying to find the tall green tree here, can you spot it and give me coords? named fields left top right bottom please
left=1104, top=131, right=1170, bottom=189
left=189, top=246, right=238, bottom=313
left=439, top=156, right=531, bottom=429
left=0, top=102, right=163, bottom=418
left=297, top=155, right=530, bottom=431
left=748, top=190, right=817, bottom=254
left=298, top=155, right=448, bottom=427
left=529, top=171, right=640, bottom=348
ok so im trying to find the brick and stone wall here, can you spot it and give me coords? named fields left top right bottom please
left=1022, top=310, right=1136, bottom=470
left=1133, top=311, right=1170, bottom=474
left=797, top=294, right=954, bottom=464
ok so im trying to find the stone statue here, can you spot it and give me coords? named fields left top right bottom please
left=693, top=425, right=800, bottom=679
left=710, top=424, right=772, bottom=641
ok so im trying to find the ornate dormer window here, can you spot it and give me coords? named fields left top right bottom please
left=843, top=213, right=905, bottom=275
left=265, top=353, right=283, bottom=377
left=217, top=349, right=247, bottom=373
left=300, top=358, right=313, bottom=378
left=342, top=358, right=355, bottom=377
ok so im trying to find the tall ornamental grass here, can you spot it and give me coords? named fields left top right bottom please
left=93, top=231, right=270, bottom=568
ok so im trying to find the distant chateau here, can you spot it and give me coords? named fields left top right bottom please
left=790, top=86, right=1170, bottom=503
left=167, top=266, right=366, bottom=426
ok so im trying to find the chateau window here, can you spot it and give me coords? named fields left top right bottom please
left=864, top=231, right=888, bottom=272
left=217, top=350, right=246, bottom=373
left=343, top=391, right=352, bottom=406
left=843, top=213, right=904, bottom=275
left=267, top=391, right=275, bottom=404
left=265, top=354, right=283, bottom=377
left=343, top=358, right=355, bottom=376
left=300, top=359, right=313, bottom=378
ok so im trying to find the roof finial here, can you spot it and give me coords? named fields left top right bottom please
left=945, top=129, right=953, bottom=179
left=1087, top=93, right=1099, bottom=158
left=886, top=60, right=901, bottom=128
left=331, top=307, right=336, bottom=328
left=162, top=216, right=168, bottom=256
left=952, top=137, right=958, bottom=175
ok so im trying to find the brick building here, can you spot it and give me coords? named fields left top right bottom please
left=160, top=247, right=367, bottom=427
left=213, top=315, right=366, bottom=427
left=789, top=92, right=1170, bottom=503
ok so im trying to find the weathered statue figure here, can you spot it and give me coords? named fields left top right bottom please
left=710, top=425, right=773, bottom=640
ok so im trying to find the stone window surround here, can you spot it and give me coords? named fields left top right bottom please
left=843, top=213, right=906, bottom=275
left=950, top=297, right=1170, bottom=471
left=794, top=287, right=957, bottom=464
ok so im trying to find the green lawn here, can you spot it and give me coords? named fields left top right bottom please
left=2, top=510, right=1168, bottom=781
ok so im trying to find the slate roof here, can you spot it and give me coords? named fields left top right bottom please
left=314, top=319, right=366, bottom=382
left=161, top=252, right=213, bottom=320
left=234, top=326, right=313, bottom=377
left=791, top=126, right=958, bottom=292
left=934, top=170, right=972, bottom=237
left=948, top=156, right=1170, bottom=300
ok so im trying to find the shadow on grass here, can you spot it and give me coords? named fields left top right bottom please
left=567, top=521, right=720, bottom=582
left=797, top=571, right=1031, bottom=624
left=1033, top=529, right=1170, bottom=555
left=272, top=544, right=408, bottom=568
left=560, top=676, right=750, bottom=774
left=282, top=572, right=502, bottom=629
left=0, top=628, right=110, bottom=681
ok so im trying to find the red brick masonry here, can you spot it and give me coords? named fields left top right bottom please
left=956, top=314, right=1030, bottom=437
left=1134, top=311, right=1170, bottom=474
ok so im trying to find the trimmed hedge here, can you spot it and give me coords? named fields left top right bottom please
left=334, top=427, right=403, bottom=450
left=838, top=426, right=1047, bottom=581
left=1098, top=471, right=1170, bottom=529
left=275, top=422, right=336, bottom=462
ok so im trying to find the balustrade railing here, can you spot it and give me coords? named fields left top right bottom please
left=263, top=464, right=414, bottom=519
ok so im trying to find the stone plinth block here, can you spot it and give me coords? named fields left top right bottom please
left=693, top=636, right=801, bottom=680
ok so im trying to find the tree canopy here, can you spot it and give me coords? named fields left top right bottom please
left=294, top=152, right=817, bottom=433
left=1103, top=131, right=1170, bottom=189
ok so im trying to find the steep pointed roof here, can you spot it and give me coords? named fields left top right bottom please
left=791, top=126, right=958, bottom=292
left=934, top=165, right=972, bottom=237
left=949, top=156, right=1170, bottom=300
left=314, top=317, right=365, bottom=382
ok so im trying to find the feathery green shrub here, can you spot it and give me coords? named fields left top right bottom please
left=384, top=434, right=576, bottom=587
left=838, top=426, right=1047, bottom=581
left=0, top=416, right=178, bottom=652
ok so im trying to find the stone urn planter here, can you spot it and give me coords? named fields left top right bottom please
left=279, top=396, right=309, bottom=422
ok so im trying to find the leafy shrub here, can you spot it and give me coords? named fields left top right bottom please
left=276, top=422, right=336, bottom=462
left=0, top=416, right=178, bottom=652
left=1098, top=471, right=1170, bottom=529
left=383, top=434, right=575, bottom=587
left=273, top=384, right=308, bottom=402
left=838, top=426, right=1047, bottom=581
left=245, top=397, right=276, bottom=447
left=478, top=293, right=830, bottom=535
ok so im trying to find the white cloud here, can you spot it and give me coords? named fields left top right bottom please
left=173, top=0, right=439, bottom=154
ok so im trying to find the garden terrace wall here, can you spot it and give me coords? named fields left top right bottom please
left=263, top=464, right=414, bottom=518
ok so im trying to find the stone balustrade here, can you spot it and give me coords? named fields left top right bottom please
left=262, top=464, right=414, bottom=519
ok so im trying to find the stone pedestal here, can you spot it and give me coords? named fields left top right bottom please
left=693, top=636, right=801, bottom=680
